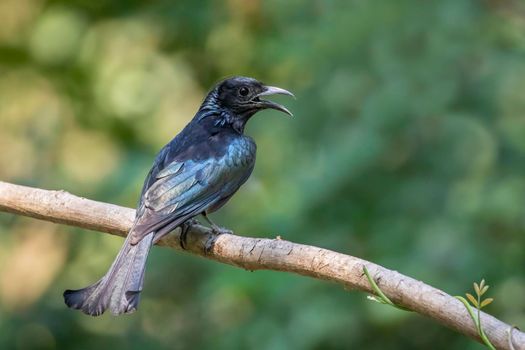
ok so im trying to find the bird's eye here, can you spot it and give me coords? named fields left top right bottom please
left=239, top=86, right=250, bottom=97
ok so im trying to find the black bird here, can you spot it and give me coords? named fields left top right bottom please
left=63, top=76, right=294, bottom=316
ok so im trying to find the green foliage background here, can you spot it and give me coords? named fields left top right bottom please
left=0, top=0, right=524, bottom=349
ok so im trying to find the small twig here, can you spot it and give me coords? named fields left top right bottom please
left=456, top=296, right=496, bottom=350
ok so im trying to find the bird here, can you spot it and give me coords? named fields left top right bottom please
left=63, top=76, right=294, bottom=316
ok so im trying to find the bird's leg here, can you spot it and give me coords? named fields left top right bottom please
left=179, top=218, right=200, bottom=250
left=202, top=212, right=233, bottom=235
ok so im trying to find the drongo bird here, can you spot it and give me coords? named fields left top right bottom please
left=63, top=76, right=294, bottom=316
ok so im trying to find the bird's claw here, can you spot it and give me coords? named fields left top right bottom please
left=211, top=225, right=233, bottom=236
left=179, top=219, right=200, bottom=250
left=204, top=236, right=215, bottom=255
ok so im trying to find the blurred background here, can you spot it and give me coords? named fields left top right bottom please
left=0, top=0, right=524, bottom=349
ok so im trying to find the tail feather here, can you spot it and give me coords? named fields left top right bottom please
left=64, top=232, right=154, bottom=316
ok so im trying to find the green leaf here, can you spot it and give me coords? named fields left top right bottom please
left=479, top=278, right=485, bottom=290
left=480, top=298, right=493, bottom=308
left=466, top=293, right=479, bottom=307
left=474, top=282, right=480, bottom=297
left=481, top=285, right=489, bottom=296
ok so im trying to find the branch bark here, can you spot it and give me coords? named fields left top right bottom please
left=0, top=180, right=523, bottom=349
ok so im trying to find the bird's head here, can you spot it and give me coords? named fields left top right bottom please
left=199, top=76, right=294, bottom=132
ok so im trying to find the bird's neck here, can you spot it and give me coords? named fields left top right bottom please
left=195, top=91, right=249, bottom=134
left=198, top=109, right=247, bottom=134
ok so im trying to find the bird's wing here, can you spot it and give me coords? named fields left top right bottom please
left=130, top=155, right=247, bottom=244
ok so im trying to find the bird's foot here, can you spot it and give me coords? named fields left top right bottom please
left=211, top=225, right=233, bottom=236
left=179, top=218, right=200, bottom=250
left=202, top=213, right=232, bottom=236
left=204, top=237, right=214, bottom=255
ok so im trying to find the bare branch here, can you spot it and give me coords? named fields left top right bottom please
left=0, top=181, right=523, bottom=349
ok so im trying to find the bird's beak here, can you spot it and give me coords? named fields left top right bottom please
left=256, top=86, right=295, bottom=117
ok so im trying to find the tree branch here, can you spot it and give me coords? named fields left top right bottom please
left=0, top=181, right=523, bottom=349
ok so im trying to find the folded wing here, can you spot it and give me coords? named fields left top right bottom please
left=130, top=155, right=248, bottom=244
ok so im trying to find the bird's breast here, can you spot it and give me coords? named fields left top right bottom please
left=224, top=136, right=256, bottom=168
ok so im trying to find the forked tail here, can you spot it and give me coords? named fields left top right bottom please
left=63, top=231, right=154, bottom=316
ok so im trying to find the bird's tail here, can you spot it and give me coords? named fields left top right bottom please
left=63, top=231, right=154, bottom=316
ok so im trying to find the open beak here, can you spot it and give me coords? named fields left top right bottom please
left=256, top=85, right=295, bottom=117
